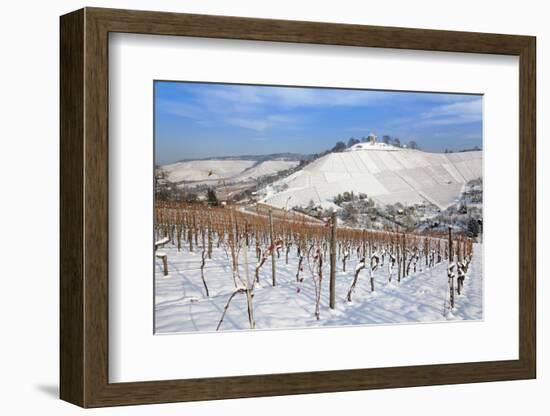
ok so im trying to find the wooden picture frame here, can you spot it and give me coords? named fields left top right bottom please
left=60, top=7, right=536, bottom=408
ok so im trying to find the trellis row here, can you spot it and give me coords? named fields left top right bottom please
left=154, top=201, right=474, bottom=327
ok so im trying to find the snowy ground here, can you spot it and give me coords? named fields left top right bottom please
left=155, top=242, right=482, bottom=333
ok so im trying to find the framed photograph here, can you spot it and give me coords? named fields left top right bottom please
left=60, top=7, right=536, bottom=408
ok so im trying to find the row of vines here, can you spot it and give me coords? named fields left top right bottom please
left=155, top=201, right=475, bottom=330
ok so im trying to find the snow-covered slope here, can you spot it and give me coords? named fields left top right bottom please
left=262, top=146, right=482, bottom=210
left=161, top=159, right=299, bottom=185
left=232, top=160, right=300, bottom=182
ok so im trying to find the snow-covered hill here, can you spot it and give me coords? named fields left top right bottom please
left=160, top=159, right=299, bottom=185
left=261, top=145, right=482, bottom=210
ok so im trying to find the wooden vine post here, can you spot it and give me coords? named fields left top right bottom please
left=397, top=242, right=401, bottom=283
left=243, top=235, right=255, bottom=329
left=448, top=226, right=453, bottom=263
left=269, top=209, right=276, bottom=286
left=207, top=214, right=212, bottom=259
left=362, top=229, right=366, bottom=258
left=401, top=233, right=407, bottom=277
left=161, top=255, right=168, bottom=276
left=329, top=211, right=337, bottom=309
left=448, top=225, right=454, bottom=309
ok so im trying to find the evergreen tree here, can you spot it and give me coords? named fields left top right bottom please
left=347, top=137, right=360, bottom=148
left=207, top=188, right=218, bottom=206
left=331, top=141, right=347, bottom=152
left=467, top=217, right=480, bottom=237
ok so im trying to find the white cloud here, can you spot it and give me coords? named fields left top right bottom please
left=160, top=83, right=482, bottom=137
left=225, top=114, right=302, bottom=132
left=226, top=118, right=270, bottom=132
left=388, top=97, right=483, bottom=128
left=268, top=88, right=379, bottom=107
left=197, top=84, right=382, bottom=109
left=419, top=98, right=482, bottom=125
left=158, top=100, right=204, bottom=120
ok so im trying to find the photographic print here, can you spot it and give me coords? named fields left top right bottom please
left=154, top=81, right=483, bottom=334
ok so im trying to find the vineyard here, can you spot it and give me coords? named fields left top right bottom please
left=154, top=201, right=482, bottom=333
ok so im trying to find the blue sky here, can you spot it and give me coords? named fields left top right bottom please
left=154, top=81, right=482, bottom=165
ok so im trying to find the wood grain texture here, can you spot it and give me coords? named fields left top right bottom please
left=83, top=10, right=110, bottom=407
left=518, top=38, right=536, bottom=376
left=59, top=7, right=537, bottom=408
left=89, top=7, right=532, bottom=54
left=59, top=8, right=84, bottom=407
